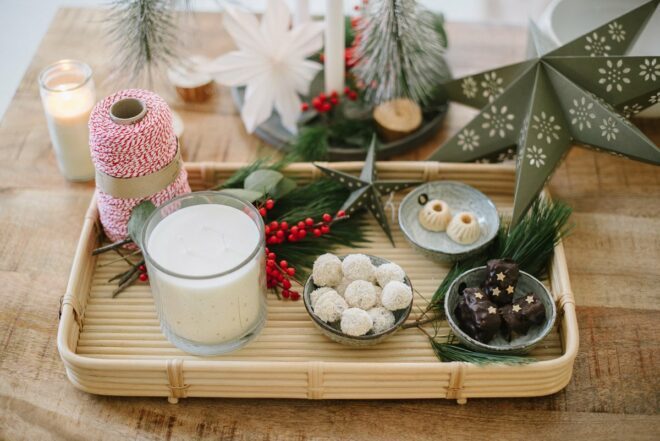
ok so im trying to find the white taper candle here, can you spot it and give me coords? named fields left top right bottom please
left=294, top=0, right=310, bottom=26
left=324, top=0, right=345, bottom=94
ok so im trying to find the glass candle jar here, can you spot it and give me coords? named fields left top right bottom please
left=38, top=60, right=96, bottom=181
left=142, top=191, right=267, bottom=356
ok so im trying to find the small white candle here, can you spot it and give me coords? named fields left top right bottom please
left=39, top=60, right=95, bottom=181
left=146, top=202, right=265, bottom=349
left=324, top=0, right=345, bottom=94
left=294, top=0, right=310, bottom=26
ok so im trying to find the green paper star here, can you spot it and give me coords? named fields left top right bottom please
left=429, top=0, right=660, bottom=225
left=315, top=138, right=421, bottom=246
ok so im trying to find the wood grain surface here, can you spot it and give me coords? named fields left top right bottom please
left=0, top=8, right=658, bottom=441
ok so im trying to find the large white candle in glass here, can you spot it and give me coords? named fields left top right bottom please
left=142, top=192, right=267, bottom=356
left=38, top=60, right=95, bottom=181
left=324, top=0, right=345, bottom=93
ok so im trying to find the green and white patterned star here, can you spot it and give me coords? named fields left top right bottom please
left=315, top=137, right=421, bottom=246
left=429, top=0, right=660, bottom=225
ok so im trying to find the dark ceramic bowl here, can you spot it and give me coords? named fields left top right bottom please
left=444, top=266, right=557, bottom=354
left=303, top=254, right=413, bottom=346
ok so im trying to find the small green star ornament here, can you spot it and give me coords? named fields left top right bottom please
left=315, top=138, right=421, bottom=245
left=429, top=0, right=660, bottom=225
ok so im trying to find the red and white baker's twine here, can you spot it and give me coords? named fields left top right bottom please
left=89, top=89, right=190, bottom=242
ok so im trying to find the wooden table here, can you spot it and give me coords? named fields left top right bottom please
left=1, top=8, right=658, bottom=441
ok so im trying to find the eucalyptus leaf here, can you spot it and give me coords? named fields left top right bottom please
left=244, top=169, right=284, bottom=194
left=127, top=200, right=156, bottom=247
left=218, top=188, right=264, bottom=202
left=270, top=177, right=297, bottom=199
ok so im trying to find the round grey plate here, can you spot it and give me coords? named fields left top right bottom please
left=444, top=266, right=557, bottom=354
left=230, top=87, right=447, bottom=161
left=302, top=254, right=413, bottom=347
left=398, top=181, right=500, bottom=262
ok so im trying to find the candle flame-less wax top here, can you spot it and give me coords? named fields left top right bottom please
left=147, top=204, right=260, bottom=277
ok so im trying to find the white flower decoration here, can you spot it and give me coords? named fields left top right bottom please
left=480, top=72, right=504, bottom=102
left=585, top=32, right=611, bottom=56
left=457, top=128, right=480, bottom=152
left=599, top=117, right=619, bottom=141
left=526, top=145, right=546, bottom=168
left=569, top=97, right=596, bottom=131
left=531, top=111, right=561, bottom=144
left=461, top=77, right=478, bottom=99
left=650, top=91, right=660, bottom=104
left=598, top=59, right=631, bottom=92
left=203, top=0, right=324, bottom=133
left=639, top=58, right=660, bottom=82
left=621, top=103, right=642, bottom=119
left=607, top=22, right=626, bottom=42
left=481, top=105, right=515, bottom=138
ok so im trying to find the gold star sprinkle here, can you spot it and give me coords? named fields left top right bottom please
left=506, top=285, right=515, bottom=295
left=512, top=304, right=522, bottom=313
left=496, top=272, right=506, bottom=282
left=488, top=306, right=497, bottom=314
left=492, top=287, right=501, bottom=297
left=525, top=295, right=535, bottom=304
left=475, top=292, right=484, bottom=299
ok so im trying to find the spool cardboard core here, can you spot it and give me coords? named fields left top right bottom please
left=110, top=98, right=147, bottom=125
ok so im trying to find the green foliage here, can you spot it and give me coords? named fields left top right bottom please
left=430, top=339, right=533, bottom=364
left=288, top=126, right=330, bottom=161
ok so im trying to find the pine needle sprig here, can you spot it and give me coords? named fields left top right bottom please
left=430, top=338, right=533, bottom=365
left=106, top=0, right=188, bottom=85
left=287, top=126, right=330, bottom=161
left=267, top=179, right=350, bottom=222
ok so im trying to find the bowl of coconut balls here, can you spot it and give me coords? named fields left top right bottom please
left=303, top=253, right=414, bottom=346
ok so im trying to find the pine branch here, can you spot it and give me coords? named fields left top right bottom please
left=430, top=339, right=533, bottom=364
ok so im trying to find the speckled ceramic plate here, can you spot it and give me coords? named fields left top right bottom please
left=302, top=255, right=413, bottom=347
left=445, top=267, right=557, bottom=354
left=398, top=181, right=499, bottom=261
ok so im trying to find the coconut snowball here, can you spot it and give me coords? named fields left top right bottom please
left=312, top=253, right=343, bottom=287
left=367, top=307, right=396, bottom=334
left=341, top=254, right=375, bottom=282
left=333, top=278, right=351, bottom=297
left=344, top=280, right=378, bottom=310
left=309, top=287, right=334, bottom=308
left=375, top=262, right=406, bottom=288
left=381, top=281, right=413, bottom=311
left=340, top=308, right=373, bottom=336
left=313, top=290, right=347, bottom=323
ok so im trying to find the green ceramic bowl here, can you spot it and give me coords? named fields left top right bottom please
left=303, top=255, right=413, bottom=347
left=444, top=266, right=557, bottom=354
left=399, top=181, right=500, bottom=262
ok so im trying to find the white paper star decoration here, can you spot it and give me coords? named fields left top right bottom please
left=203, top=0, right=324, bottom=134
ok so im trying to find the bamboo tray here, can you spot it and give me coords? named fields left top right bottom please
left=57, top=161, right=579, bottom=404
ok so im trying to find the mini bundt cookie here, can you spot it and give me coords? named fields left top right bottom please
left=446, top=211, right=481, bottom=245
left=418, top=199, right=452, bottom=232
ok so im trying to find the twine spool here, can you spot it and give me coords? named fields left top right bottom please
left=89, top=89, right=191, bottom=243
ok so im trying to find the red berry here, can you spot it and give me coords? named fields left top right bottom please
left=354, top=5, right=360, bottom=11
left=301, top=102, right=309, bottom=111
left=268, top=252, right=276, bottom=260
left=312, top=97, right=322, bottom=108
left=282, top=289, right=290, bottom=299
left=282, top=279, right=292, bottom=289
left=288, top=234, right=297, bottom=242
left=330, top=90, right=338, bottom=98
left=337, top=210, right=346, bottom=218
left=322, top=102, right=332, bottom=112
left=313, top=228, right=322, bottom=237
left=270, top=221, right=279, bottom=230
left=330, top=97, right=339, bottom=105
left=267, top=259, right=275, bottom=267
left=297, top=221, right=305, bottom=229
left=139, top=273, right=148, bottom=282
left=298, top=229, right=307, bottom=239
left=267, top=236, right=276, bottom=244
left=287, top=267, right=295, bottom=276
left=322, top=213, right=332, bottom=222
left=259, top=207, right=267, bottom=217
left=290, top=291, right=300, bottom=301
left=344, top=86, right=351, bottom=94
left=321, top=225, right=330, bottom=234
left=290, top=226, right=299, bottom=235
left=348, top=91, right=358, bottom=101
left=318, top=93, right=327, bottom=101
left=319, top=53, right=325, bottom=62
left=279, top=260, right=288, bottom=269
left=264, top=226, right=271, bottom=235
left=138, top=264, right=146, bottom=273
left=276, top=230, right=284, bottom=239
left=280, top=221, right=289, bottom=231
left=305, top=217, right=314, bottom=226
left=265, top=199, right=275, bottom=210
